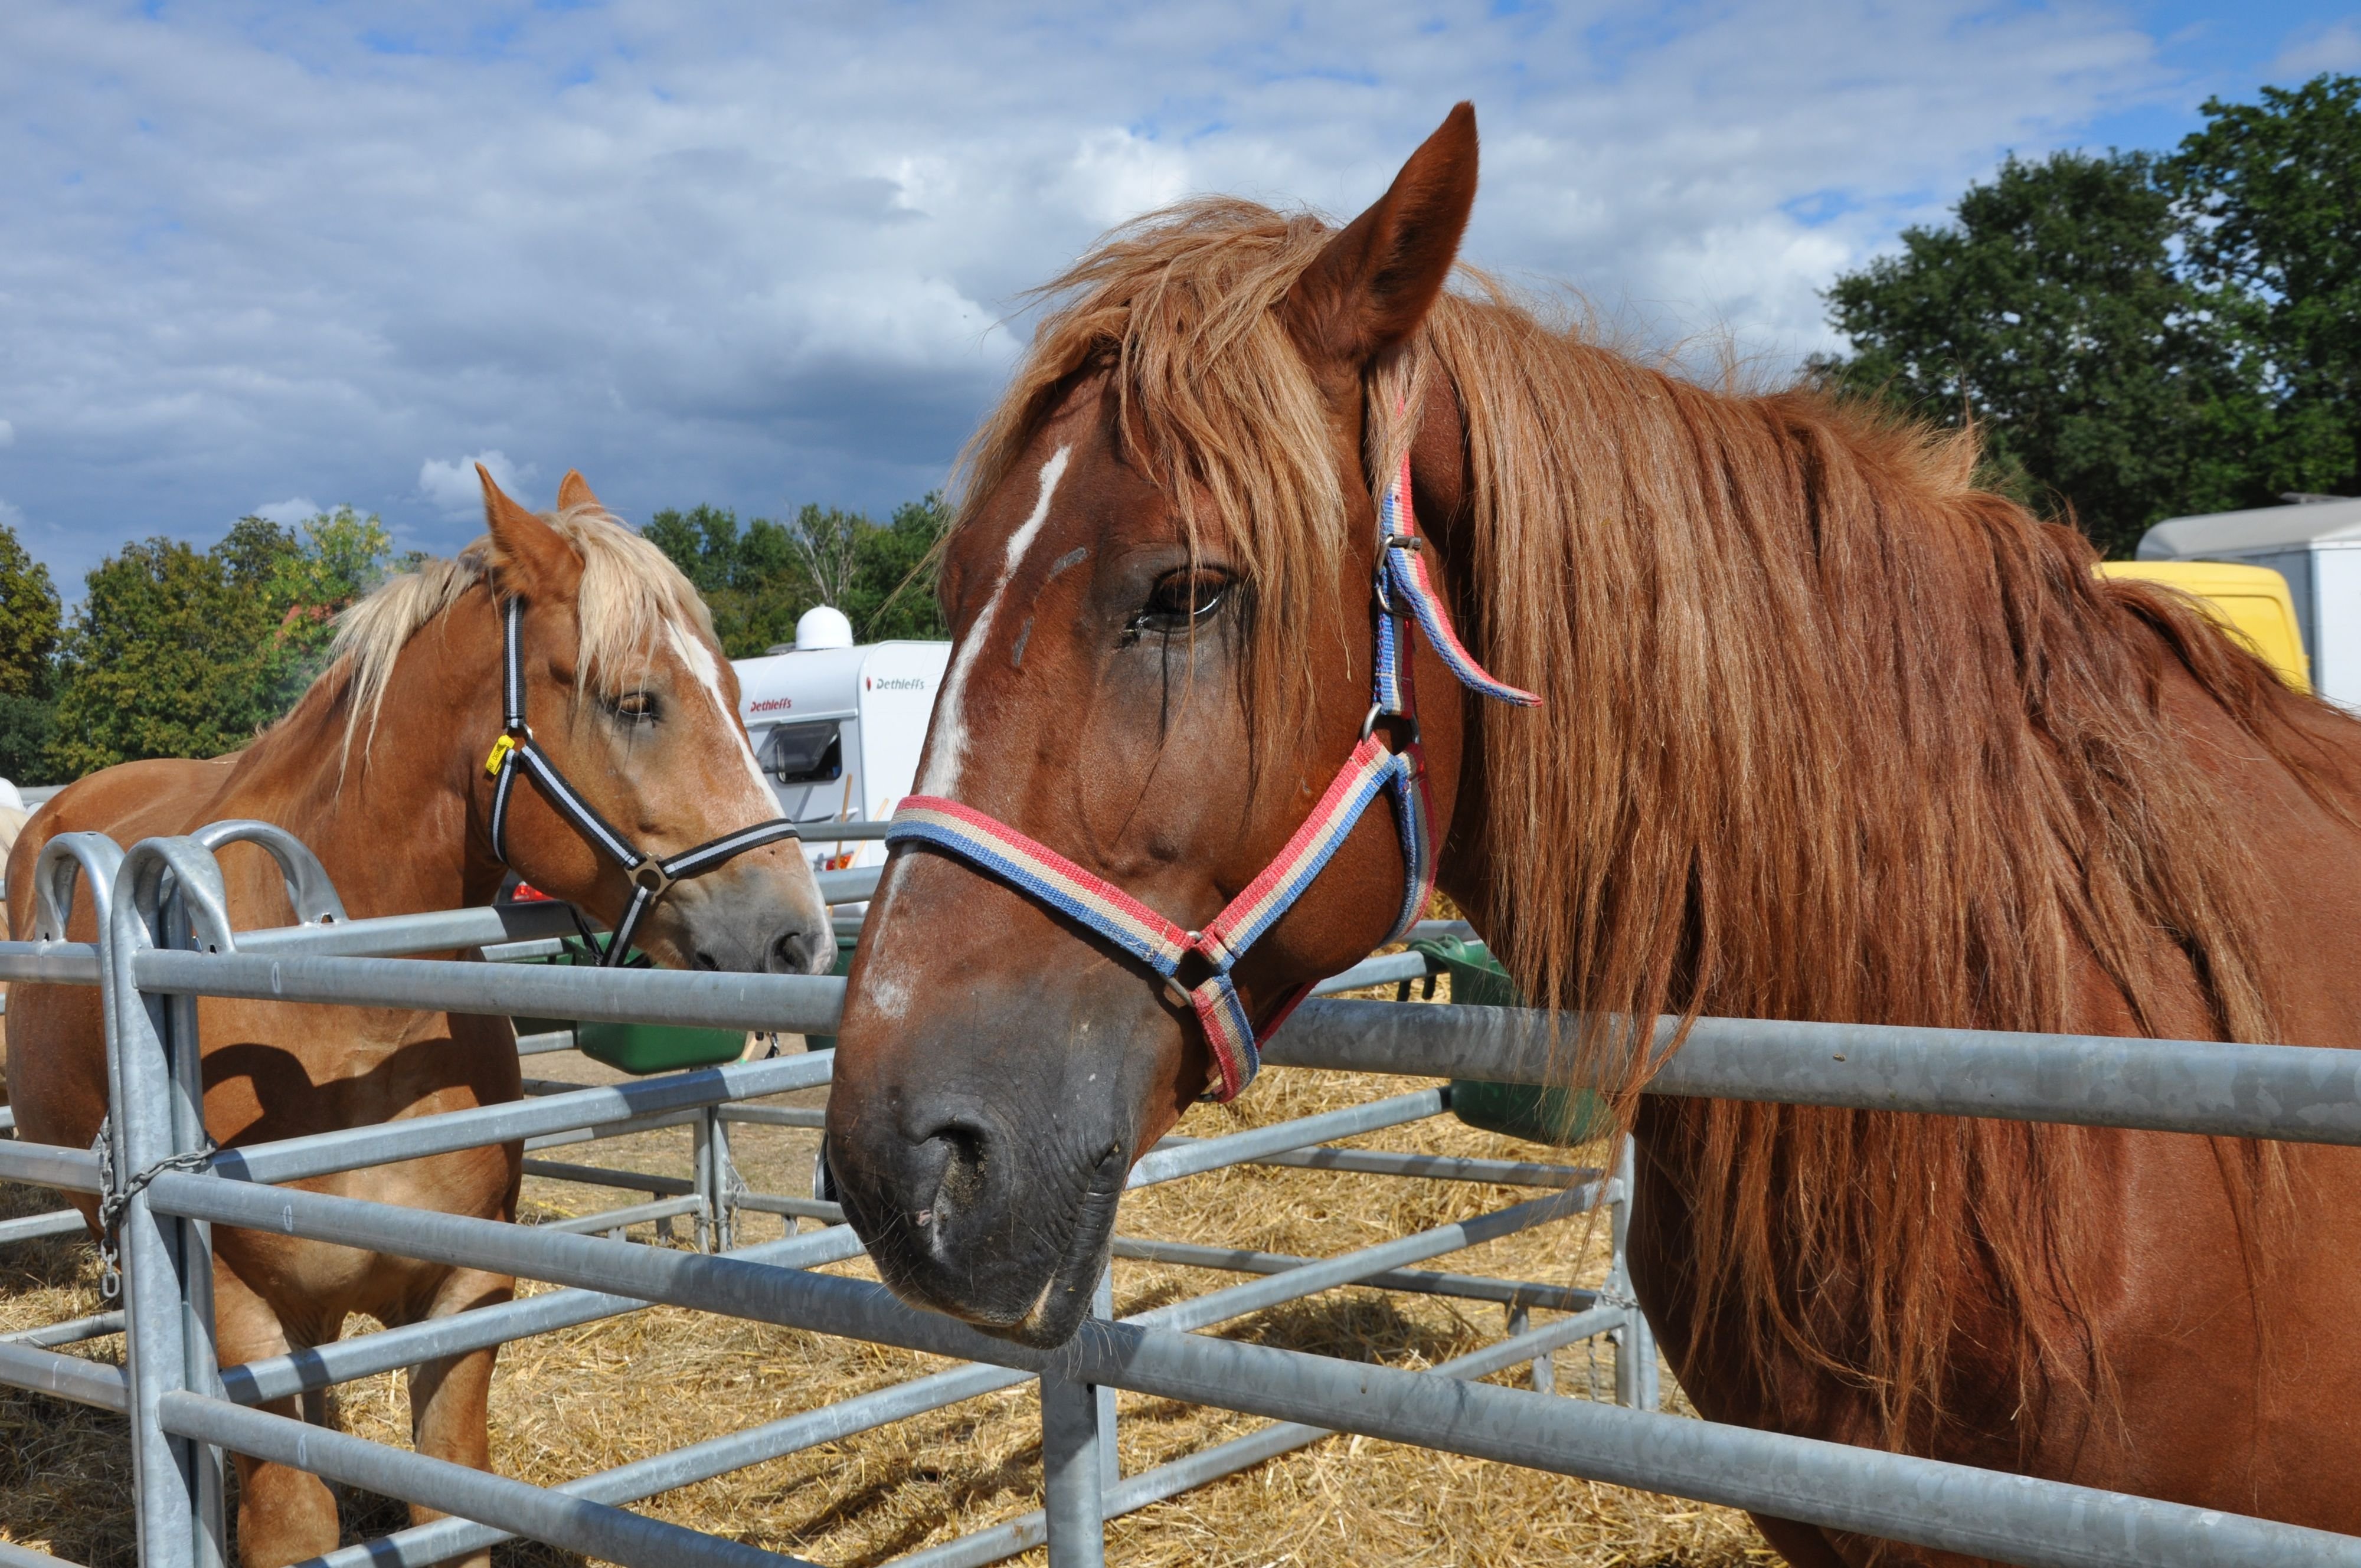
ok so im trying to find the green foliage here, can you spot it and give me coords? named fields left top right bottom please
left=0, top=522, right=61, bottom=700
left=1813, top=74, right=2361, bottom=557
left=2172, top=75, right=2361, bottom=500
left=47, top=509, right=394, bottom=777
left=643, top=492, right=953, bottom=657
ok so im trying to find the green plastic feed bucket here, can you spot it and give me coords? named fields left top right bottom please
left=801, top=933, right=862, bottom=1053
left=508, top=935, right=748, bottom=1076
left=1408, top=934, right=1611, bottom=1146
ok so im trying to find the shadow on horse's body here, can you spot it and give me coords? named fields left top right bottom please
left=820, top=106, right=2361, bottom=1563
left=7, top=469, right=830, bottom=1568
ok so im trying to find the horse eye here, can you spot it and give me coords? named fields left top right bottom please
left=1132, top=570, right=1229, bottom=635
left=610, top=691, right=658, bottom=722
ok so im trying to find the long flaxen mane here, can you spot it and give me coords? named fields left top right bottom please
left=964, top=197, right=2361, bottom=1444
left=322, top=504, right=717, bottom=765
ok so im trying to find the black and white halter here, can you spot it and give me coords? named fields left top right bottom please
left=485, top=596, right=804, bottom=966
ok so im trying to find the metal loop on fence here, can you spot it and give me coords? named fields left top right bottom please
left=189, top=819, right=349, bottom=927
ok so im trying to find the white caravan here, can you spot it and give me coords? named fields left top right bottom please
left=2138, top=495, right=2361, bottom=711
left=731, top=607, right=950, bottom=874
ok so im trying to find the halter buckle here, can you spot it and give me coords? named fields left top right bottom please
left=483, top=733, right=519, bottom=780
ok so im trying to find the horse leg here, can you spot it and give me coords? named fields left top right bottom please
left=400, top=1266, right=515, bottom=1568
left=213, top=1268, right=342, bottom=1568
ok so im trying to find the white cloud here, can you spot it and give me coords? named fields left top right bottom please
left=0, top=0, right=2238, bottom=583
left=2275, top=21, right=2361, bottom=76
left=249, top=496, right=319, bottom=526
left=418, top=450, right=535, bottom=519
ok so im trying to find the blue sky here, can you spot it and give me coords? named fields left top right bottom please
left=0, top=1, right=2355, bottom=591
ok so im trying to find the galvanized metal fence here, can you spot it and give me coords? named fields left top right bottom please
left=0, top=820, right=2358, bottom=1566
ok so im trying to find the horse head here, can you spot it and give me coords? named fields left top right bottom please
left=339, top=466, right=834, bottom=976
left=827, top=107, right=1493, bottom=1342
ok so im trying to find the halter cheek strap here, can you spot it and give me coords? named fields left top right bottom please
left=486, top=595, right=805, bottom=965
left=887, top=452, right=1537, bottom=1101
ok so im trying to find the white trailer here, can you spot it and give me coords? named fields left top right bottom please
left=2138, top=496, right=2361, bottom=711
left=731, top=607, right=950, bottom=874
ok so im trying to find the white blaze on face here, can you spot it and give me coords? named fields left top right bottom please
left=917, top=444, right=1071, bottom=799
left=666, top=620, right=779, bottom=817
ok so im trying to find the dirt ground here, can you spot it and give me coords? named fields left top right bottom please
left=0, top=992, right=1775, bottom=1567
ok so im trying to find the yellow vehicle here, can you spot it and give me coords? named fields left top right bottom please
left=2097, top=559, right=2312, bottom=693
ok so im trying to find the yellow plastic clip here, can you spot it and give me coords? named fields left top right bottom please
left=483, top=733, right=519, bottom=780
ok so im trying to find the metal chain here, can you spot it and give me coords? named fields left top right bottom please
left=91, top=1114, right=217, bottom=1301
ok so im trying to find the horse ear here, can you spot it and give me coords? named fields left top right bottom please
left=555, top=469, right=601, bottom=511
left=1283, top=102, right=1479, bottom=370
left=478, top=464, right=579, bottom=598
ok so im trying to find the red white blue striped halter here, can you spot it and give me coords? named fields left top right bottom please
left=887, top=453, right=1539, bottom=1101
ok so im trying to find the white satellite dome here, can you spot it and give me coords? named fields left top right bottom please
left=794, top=604, right=855, bottom=652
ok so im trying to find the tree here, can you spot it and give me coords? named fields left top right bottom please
left=643, top=493, right=954, bottom=657
left=2172, top=74, right=2361, bottom=500
left=1813, top=150, right=2259, bottom=557
left=0, top=521, right=63, bottom=783
left=1812, top=76, right=2361, bottom=557
left=46, top=509, right=394, bottom=777
left=0, top=523, right=60, bottom=698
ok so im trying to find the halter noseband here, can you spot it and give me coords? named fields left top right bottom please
left=486, top=596, right=805, bottom=967
left=887, top=453, right=1539, bottom=1101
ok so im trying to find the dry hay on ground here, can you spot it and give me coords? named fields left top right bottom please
left=0, top=1009, right=1774, bottom=1566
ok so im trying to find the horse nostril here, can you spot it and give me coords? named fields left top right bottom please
left=770, top=925, right=832, bottom=976
left=919, top=1120, right=990, bottom=1209
left=692, top=950, right=721, bottom=972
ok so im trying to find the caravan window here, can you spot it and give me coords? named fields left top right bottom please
left=760, top=720, right=843, bottom=785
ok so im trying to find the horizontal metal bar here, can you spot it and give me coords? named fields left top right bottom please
left=295, top=1195, right=1592, bottom=1568
left=0, top=1538, right=87, bottom=1568
left=149, top=1171, right=2361, bottom=1568
left=212, top=1050, right=833, bottom=1186
left=1152, top=1134, right=1602, bottom=1189
left=1269, top=999, right=2361, bottom=1146
left=132, top=948, right=847, bottom=1035
left=233, top=899, right=581, bottom=961
left=1108, top=1236, right=1604, bottom=1314
left=0, top=1209, right=89, bottom=1244
left=538, top=1197, right=705, bottom=1236
left=730, top=1193, right=842, bottom=1222
left=714, top=1104, right=827, bottom=1128
left=0, top=1338, right=126, bottom=1413
left=522, top=1108, right=705, bottom=1153
left=817, top=866, right=880, bottom=905
left=1127, top=1090, right=1446, bottom=1186
left=159, top=1393, right=815, bottom=1568
left=793, top=820, right=895, bottom=841
left=0, top=1142, right=100, bottom=1194
left=0, top=1106, right=13, bottom=1132
left=0, top=942, right=101, bottom=986
left=522, top=1159, right=695, bottom=1197
left=486, top=937, right=571, bottom=963
left=224, top=1227, right=868, bottom=1407
left=310, top=1360, right=1027, bottom=1568
left=894, top=1305, right=1628, bottom=1568
left=0, top=1311, right=123, bottom=1348
left=515, top=1028, right=575, bottom=1056
left=1309, top=950, right=1434, bottom=996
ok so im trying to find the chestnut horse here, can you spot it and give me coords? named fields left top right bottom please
left=825, top=105, right=2361, bottom=1562
left=8, top=469, right=831, bottom=1567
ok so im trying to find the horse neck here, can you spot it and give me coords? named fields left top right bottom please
left=215, top=600, right=505, bottom=922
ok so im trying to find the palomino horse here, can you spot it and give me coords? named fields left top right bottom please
left=8, top=470, right=830, bottom=1567
left=826, top=105, right=2361, bottom=1562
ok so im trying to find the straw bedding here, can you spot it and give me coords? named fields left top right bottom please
left=0, top=993, right=1773, bottom=1567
